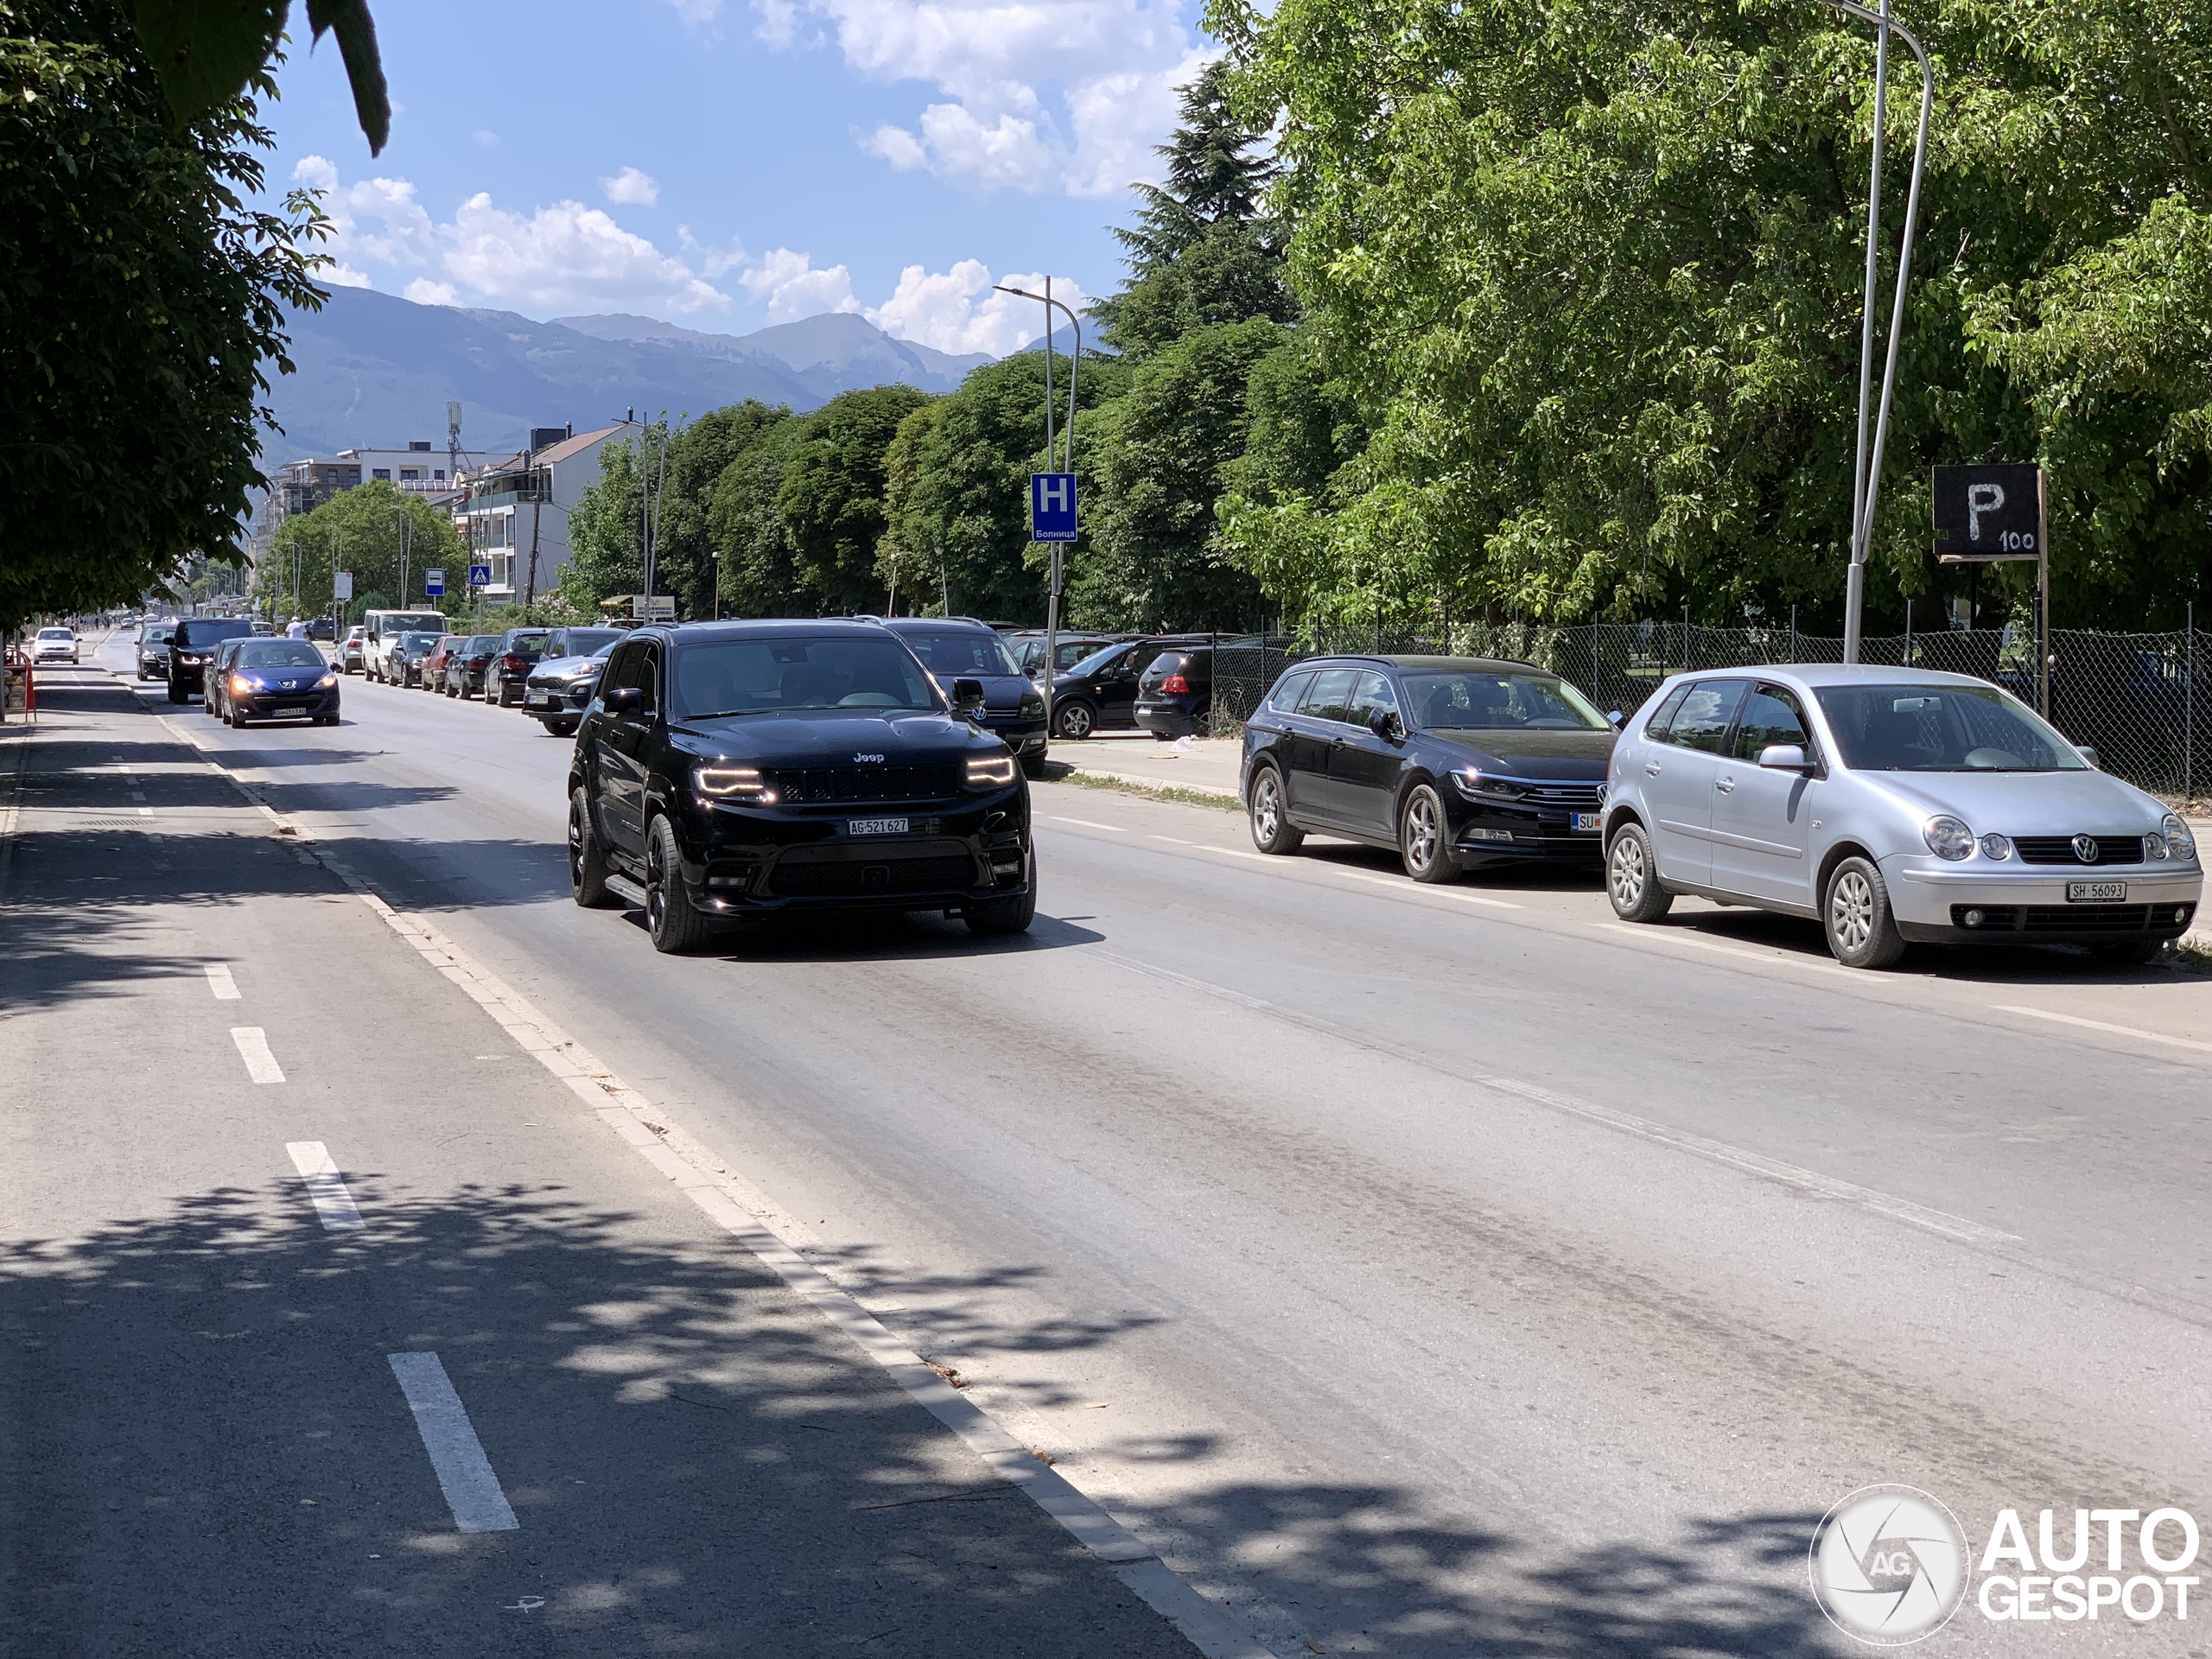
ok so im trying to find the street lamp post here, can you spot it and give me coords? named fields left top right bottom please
left=993, top=278, right=1081, bottom=721
left=1818, top=0, right=1933, bottom=664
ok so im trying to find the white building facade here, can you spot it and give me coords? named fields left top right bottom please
left=450, top=425, right=624, bottom=601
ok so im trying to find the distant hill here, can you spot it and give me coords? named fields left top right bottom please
left=263, top=286, right=994, bottom=465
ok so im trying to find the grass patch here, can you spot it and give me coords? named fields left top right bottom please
left=1049, top=768, right=1243, bottom=813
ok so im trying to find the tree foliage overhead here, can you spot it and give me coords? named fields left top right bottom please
left=0, top=0, right=327, bottom=629
left=1206, top=0, right=2212, bottom=628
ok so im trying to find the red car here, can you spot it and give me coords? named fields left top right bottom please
left=420, top=634, right=467, bottom=693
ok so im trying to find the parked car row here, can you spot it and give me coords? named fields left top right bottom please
left=1240, top=654, right=2203, bottom=969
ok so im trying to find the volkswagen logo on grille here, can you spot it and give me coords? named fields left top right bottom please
left=2072, top=833, right=2099, bottom=863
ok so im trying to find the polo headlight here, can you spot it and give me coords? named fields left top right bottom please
left=1923, top=816, right=1974, bottom=861
left=967, top=754, right=1018, bottom=787
left=2163, top=812, right=2196, bottom=861
left=1977, top=832, right=2013, bottom=861
left=696, top=765, right=771, bottom=801
left=1452, top=766, right=1523, bottom=802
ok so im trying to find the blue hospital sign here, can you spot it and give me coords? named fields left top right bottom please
left=1030, top=472, right=1077, bottom=542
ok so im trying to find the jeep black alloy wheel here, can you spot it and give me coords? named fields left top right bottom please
left=568, top=787, right=613, bottom=909
left=645, top=816, right=708, bottom=953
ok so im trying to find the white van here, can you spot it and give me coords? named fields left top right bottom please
left=362, top=609, right=448, bottom=682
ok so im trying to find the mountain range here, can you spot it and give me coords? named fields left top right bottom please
left=263, top=286, right=994, bottom=463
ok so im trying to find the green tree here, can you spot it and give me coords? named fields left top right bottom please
left=254, top=480, right=462, bottom=621
left=1210, top=0, right=2212, bottom=628
left=775, top=385, right=931, bottom=613
left=1079, top=318, right=1286, bottom=630
left=708, top=416, right=813, bottom=616
left=1092, top=59, right=1296, bottom=363
left=0, top=0, right=327, bottom=631
left=560, top=428, right=655, bottom=614
left=129, top=0, right=389, bottom=152
left=649, top=402, right=793, bottom=618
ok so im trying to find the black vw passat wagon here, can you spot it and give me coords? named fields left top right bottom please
left=1240, top=656, right=1618, bottom=881
left=568, top=620, right=1036, bottom=952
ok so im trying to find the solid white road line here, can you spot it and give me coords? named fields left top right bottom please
left=285, top=1141, right=365, bottom=1232
left=385, top=1351, right=520, bottom=1533
left=1993, top=1004, right=2212, bottom=1058
left=204, top=963, right=240, bottom=1001
left=229, top=1027, right=284, bottom=1084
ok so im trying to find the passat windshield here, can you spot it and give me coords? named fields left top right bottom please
left=899, top=629, right=1020, bottom=677
left=1402, top=671, right=1610, bottom=731
left=1815, top=683, right=2088, bottom=771
left=674, top=638, right=939, bottom=717
left=234, top=642, right=326, bottom=668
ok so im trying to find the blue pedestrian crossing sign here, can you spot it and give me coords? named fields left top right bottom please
left=424, top=568, right=445, bottom=596
left=1030, top=473, right=1077, bottom=543
left=467, top=563, right=493, bottom=588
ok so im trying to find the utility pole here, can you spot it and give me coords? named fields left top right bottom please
left=993, top=278, right=1081, bottom=720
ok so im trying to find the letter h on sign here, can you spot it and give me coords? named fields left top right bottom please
left=1031, top=473, right=1077, bottom=543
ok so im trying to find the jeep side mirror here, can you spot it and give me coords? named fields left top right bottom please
left=603, top=685, right=644, bottom=716
left=952, top=677, right=986, bottom=715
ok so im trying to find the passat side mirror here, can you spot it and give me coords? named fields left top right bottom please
left=603, top=685, right=644, bottom=716
left=1607, top=709, right=1624, bottom=728
left=1367, top=705, right=1401, bottom=740
left=952, top=677, right=987, bottom=715
left=1758, top=743, right=1810, bottom=771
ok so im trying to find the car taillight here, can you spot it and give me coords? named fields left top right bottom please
left=503, top=654, right=528, bottom=671
left=1158, top=673, right=1191, bottom=694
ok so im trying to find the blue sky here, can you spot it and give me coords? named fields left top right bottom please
left=265, top=0, right=1209, bottom=353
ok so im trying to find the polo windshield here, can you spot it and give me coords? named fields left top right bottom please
left=1402, top=671, right=1609, bottom=731
left=1814, top=683, right=2088, bottom=771
left=674, top=638, right=939, bottom=717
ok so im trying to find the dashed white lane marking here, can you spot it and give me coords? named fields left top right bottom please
left=1150, top=832, right=1525, bottom=908
left=1044, top=816, right=1127, bottom=831
left=1599, top=921, right=1845, bottom=973
left=229, top=1027, right=284, bottom=1084
left=1993, top=1004, right=2212, bottom=1058
left=385, top=1352, right=520, bottom=1533
left=137, top=807, right=153, bottom=817
left=204, top=963, right=240, bottom=1001
left=286, top=1141, right=365, bottom=1231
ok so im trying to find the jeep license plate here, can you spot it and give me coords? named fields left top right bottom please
left=2067, top=880, right=2126, bottom=902
left=849, top=817, right=909, bottom=836
left=1571, top=812, right=1601, bottom=833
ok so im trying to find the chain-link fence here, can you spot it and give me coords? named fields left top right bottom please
left=1206, top=622, right=2212, bottom=799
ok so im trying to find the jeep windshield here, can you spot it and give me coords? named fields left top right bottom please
left=674, top=638, right=940, bottom=717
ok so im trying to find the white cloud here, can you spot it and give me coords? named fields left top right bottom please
left=601, top=166, right=659, bottom=207
left=741, top=248, right=861, bottom=322
left=738, top=0, right=1206, bottom=198
left=321, top=261, right=373, bottom=289
left=867, top=262, right=1090, bottom=356
left=291, top=156, right=732, bottom=316
left=474, top=129, right=500, bottom=147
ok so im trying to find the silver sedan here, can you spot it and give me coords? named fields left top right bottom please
left=1600, top=664, right=2202, bottom=968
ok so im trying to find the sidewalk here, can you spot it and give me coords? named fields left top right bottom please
left=0, top=671, right=1215, bottom=1658
left=1052, top=734, right=1243, bottom=802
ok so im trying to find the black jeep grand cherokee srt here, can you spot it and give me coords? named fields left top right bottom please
left=567, top=620, right=1036, bottom=952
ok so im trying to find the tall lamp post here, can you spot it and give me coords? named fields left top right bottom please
left=993, top=278, right=1081, bottom=720
left=611, top=410, right=670, bottom=622
left=1818, top=0, right=1932, bottom=664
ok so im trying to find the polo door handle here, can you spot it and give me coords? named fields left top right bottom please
left=1644, top=762, right=1662, bottom=776
left=1715, top=776, right=1735, bottom=793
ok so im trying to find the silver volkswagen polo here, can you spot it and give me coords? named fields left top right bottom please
left=1601, top=664, right=2201, bottom=968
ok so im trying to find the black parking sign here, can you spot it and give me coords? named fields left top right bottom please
left=1932, top=463, right=2043, bottom=560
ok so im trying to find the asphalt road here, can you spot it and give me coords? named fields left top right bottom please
left=24, top=632, right=2212, bottom=1655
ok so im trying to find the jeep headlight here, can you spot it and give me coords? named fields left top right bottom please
left=1923, top=815, right=1974, bottom=861
left=2163, top=812, right=2196, bottom=862
left=966, top=753, right=1018, bottom=787
left=696, top=765, right=771, bottom=801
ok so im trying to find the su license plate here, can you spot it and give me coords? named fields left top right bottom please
left=848, top=817, right=909, bottom=836
left=1571, top=812, right=1602, bottom=833
left=2067, top=880, right=2126, bottom=902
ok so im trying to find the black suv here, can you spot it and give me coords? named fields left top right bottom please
left=1241, top=655, right=1618, bottom=880
left=166, top=616, right=254, bottom=702
left=567, top=620, right=1036, bottom=952
left=876, top=617, right=1049, bottom=777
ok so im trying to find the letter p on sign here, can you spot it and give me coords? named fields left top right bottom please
left=1967, top=482, right=2005, bottom=542
left=1031, top=472, right=1077, bottom=543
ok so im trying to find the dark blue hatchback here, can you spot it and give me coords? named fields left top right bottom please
left=878, top=619, right=1049, bottom=777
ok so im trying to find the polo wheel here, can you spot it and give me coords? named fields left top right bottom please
left=1606, top=822, right=1674, bottom=922
left=1824, top=855, right=1907, bottom=969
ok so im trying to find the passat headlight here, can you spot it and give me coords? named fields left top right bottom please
left=696, top=765, right=771, bottom=802
left=967, top=753, right=1018, bottom=787
left=2162, top=812, right=2196, bottom=861
left=1452, top=766, right=1523, bottom=802
left=1978, top=832, right=2013, bottom=861
left=1923, top=816, right=1975, bottom=861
